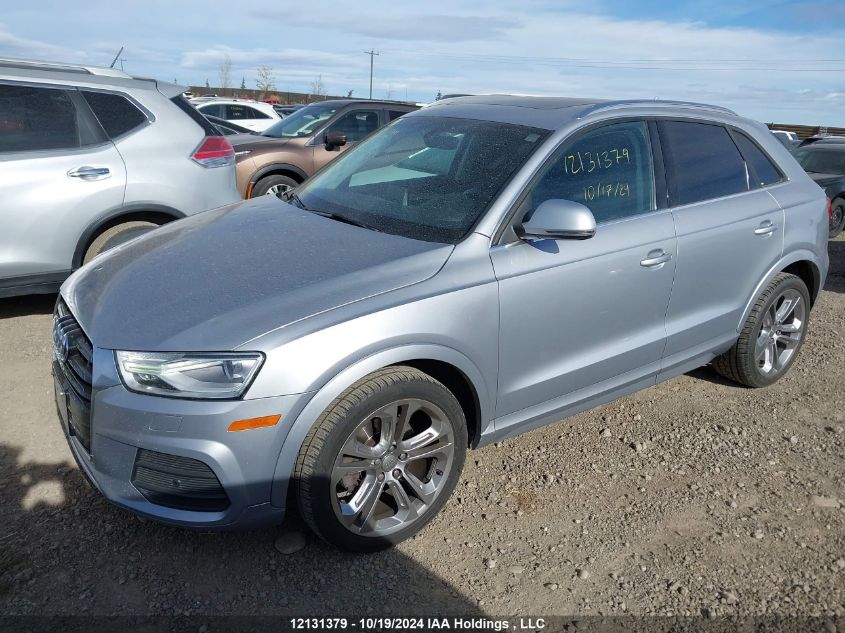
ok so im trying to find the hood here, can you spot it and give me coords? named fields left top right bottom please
left=63, top=198, right=454, bottom=351
left=808, top=172, right=845, bottom=188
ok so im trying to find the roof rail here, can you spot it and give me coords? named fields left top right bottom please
left=0, top=57, right=132, bottom=78
left=581, top=99, right=737, bottom=117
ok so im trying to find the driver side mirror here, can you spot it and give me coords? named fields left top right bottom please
left=516, top=199, right=597, bottom=240
left=324, top=131, right=347, bottom=149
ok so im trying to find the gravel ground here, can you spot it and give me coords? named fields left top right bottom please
left=0, top=237, right=843, bottom=623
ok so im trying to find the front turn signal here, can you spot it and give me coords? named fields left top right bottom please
left=227, top=414, right=281, bottom=432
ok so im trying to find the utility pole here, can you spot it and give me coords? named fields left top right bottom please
left=364, top=49, right=379, bottom=99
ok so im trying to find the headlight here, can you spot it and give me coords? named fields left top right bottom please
left=115, top=351, right=264, bottom=399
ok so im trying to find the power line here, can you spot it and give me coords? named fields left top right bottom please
left=364, top=49, right=379, bottom=98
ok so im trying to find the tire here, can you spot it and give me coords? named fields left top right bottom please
left=294, top=366, right=467, bottom=552
left=712, top=272, right=810, bottom=388
left=83, top=220, right=161, bottom=265
left=251, top=174, right=299, bottom=198
left=829, top=196, right=845, bottom=239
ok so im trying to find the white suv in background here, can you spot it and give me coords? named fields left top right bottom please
left=192, top=98, right=281, bottom=132
left=0, top=58, right=241, bottom=298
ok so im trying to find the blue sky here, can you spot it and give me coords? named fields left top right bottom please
left=1, top=0, right=844, bottom=124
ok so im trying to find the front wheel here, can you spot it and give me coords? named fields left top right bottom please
left=251, top=174, right=299, bottom=198
left=713, top=272, right=810, bottom=388
left=829, top=196, right=845, bottom=239
left=294, top=367, right=467, bottom=552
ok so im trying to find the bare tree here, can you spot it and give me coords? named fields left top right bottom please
left=346, top=89, right=354, bottom=98
left=310, top=75, right=327, bottom=98
left=218, top=55, right=232, bottom=89
left=255, top=65, right=276, bottom=96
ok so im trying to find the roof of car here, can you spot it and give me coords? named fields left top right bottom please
left=0, top=56, right=186, bottom=98
left=415, top=95, right=738, bottom=130
left=302, top=99, right=418, bottom=108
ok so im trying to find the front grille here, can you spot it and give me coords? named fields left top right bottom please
left=132, top=449, right=230, bottom=512
left=53, top=300, right=94, bottom=452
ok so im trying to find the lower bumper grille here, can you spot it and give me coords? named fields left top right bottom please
left=132, top=449, right=230, bottom=512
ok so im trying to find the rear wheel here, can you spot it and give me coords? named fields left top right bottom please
left=829, top=196, right=845, bottom=238
left=294, top=367, right=467, bottom=552
left=251, top=174, right=299, bottom=198
left=712, top=273, right=810, bottom=387
left=83, top=220, right=161, bottom=265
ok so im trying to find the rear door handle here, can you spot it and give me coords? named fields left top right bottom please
left=67, top=166, right=111, bottom=181
left=640, top=249, right=673, bottom=268
left=754, top=220, right=777, bottom=236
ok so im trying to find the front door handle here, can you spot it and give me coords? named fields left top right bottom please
left=754, top=220, right=777, bottom=236
left=640, top=249, right=673, bottom=268
left=67, top=166, right=111, bottom=181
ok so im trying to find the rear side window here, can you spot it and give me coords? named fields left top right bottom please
left=660, top=121, right=747, bottom=205
left=225, top=104, right=270, bottom=120
left=388, top=110, right=408, bottom=121
left=197, top=103, right=223, bottom=118
left=530, top=121, right=655, bottom=223
left=0, top=84, right=80, bottom=152
left=82, top=91, right=147, bottom=138
left=733, top=132, right=782, bottom=187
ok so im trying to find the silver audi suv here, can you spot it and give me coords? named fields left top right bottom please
left=54, top=96, right=829, bottom=551
left=0, top=58, right=240, bottom=298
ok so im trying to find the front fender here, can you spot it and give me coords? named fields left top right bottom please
left=268, top=344, right=491, bottom=508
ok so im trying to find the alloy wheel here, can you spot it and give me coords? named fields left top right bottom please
left=755, top=288, right=805, bottom=376
left=331, top=398, right=456, bottom=537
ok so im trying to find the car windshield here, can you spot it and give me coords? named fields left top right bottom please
left=261, top=104, right=338, bottom=138
left=293, top=115, right=549, bottom=243
left=793, top=148, right=845, bottom=175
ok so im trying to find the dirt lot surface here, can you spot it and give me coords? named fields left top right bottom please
left=1, top=238, right=843, bottom=624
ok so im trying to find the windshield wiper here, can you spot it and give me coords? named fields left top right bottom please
left=308, top=209, right=383, bottom=232
left=283, top=190, right=309, bottom=210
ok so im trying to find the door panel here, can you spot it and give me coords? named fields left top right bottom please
left=0, top=83, right=126, bottom=280
left=0, top=144, right=127, bottom=278
left=662, top=190, right=784, bottom=364
left=657, top=120, right=785, bottom=371
left=492, top=211, right=677, bottom=418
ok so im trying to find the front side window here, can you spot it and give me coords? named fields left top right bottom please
left=82, top=91, right=147, bottom=138
left=528, top=121, right=655, bottom=223
left=295, top=115, right=549, bottom=243
left=660, top=120, right=748, bottom=205
left=326, top=110, right=380, bottom=143
left=0, top=84, right=80, bottom=152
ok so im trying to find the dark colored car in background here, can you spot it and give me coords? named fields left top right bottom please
left=793, top=139, right=845, bottom=237
left=232, top=99, right=419, bottom=197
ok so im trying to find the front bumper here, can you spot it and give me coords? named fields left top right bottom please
left=54, top=343, right=309, bottom=529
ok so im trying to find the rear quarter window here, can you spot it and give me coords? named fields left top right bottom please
left=733, top=131, right=782, bottom=187
left=660, top=120, right=748, bottom=206
left=82, top=91, right=148, bottom=138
